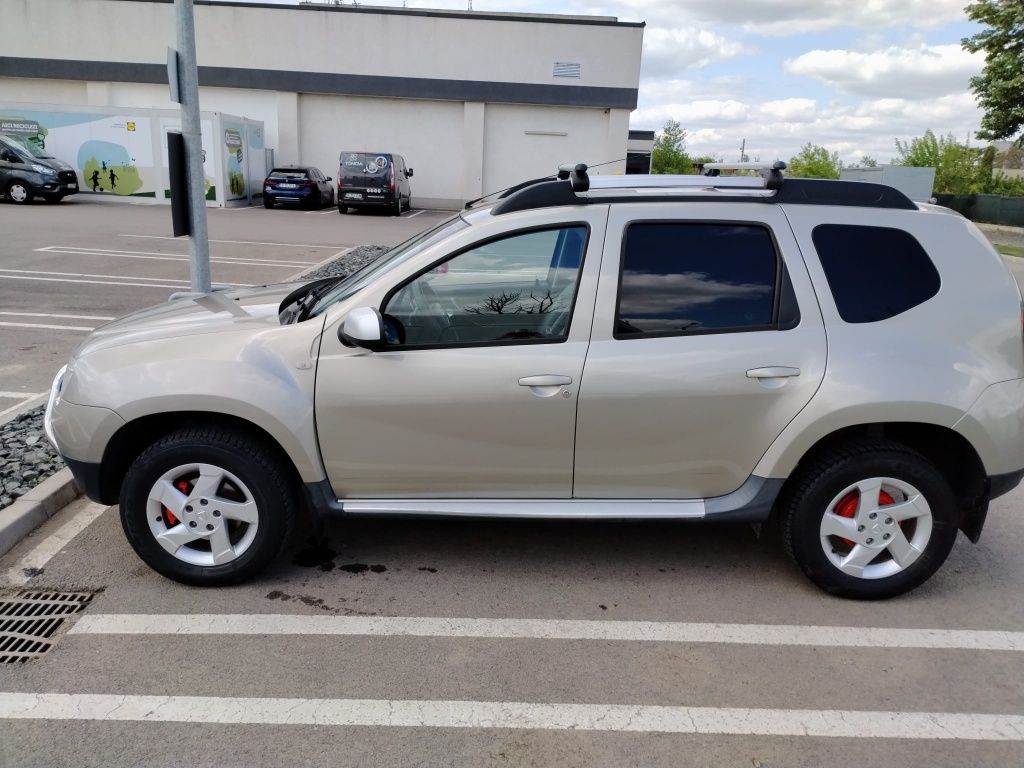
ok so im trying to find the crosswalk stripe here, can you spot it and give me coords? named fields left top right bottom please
left=69, top=614, right=1024, bottom=651
left=3, top=693, right=1022, bottom=739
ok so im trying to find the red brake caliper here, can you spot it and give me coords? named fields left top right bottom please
left=833, top=488, right=895, bottom=548
left=162, top=479, right=191, bottom=526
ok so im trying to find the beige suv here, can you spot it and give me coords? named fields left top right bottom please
left=45, top=163, right=1024, bottom=599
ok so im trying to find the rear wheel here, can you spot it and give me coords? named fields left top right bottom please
left=779, top=439, right=958, bottom=599
left=392, top=197, right=402, bottom=216
left=338, top=204, right=348, bottom=214
left=43, top=193, right=64, bottom=204
left=263, top=196, right=274, bottom=209
left=120, top=426, right=296, bottom=586
left=6, top=181, right=32, bottom=204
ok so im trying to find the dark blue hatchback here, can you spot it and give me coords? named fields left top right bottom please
left=263, top=166, right=335, bottom=209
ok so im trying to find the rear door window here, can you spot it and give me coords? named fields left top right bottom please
left=269, top=168, right=308, bottom=180
left=615, top=223, right=780, bottom=337
left=811, top=224, right=940, bottom=323
left=340, top=153, right=391, bottom=185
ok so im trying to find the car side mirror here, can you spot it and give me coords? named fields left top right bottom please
left=326, top=176, right=332, bottom=182
left=339, top=306, right=385, bottom=349
left=406, top=168, right=414, bottom=178
left=0, top=152, right=13, bottom=162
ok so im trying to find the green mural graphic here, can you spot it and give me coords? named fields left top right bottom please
left=83, top=157, right=143, bottom=195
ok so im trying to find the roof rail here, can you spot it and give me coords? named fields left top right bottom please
left=703, top=161, right=786, bottom=190
left=489, top=162, right=917, bottom=216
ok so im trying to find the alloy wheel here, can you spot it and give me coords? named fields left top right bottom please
left=819, top=477, right=933, bottom=580
left=145, top=463, right=259, bottom=567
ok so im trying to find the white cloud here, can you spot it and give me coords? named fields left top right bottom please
left=609, top=0, right=967, bottom=35
left=633, top=93, right=983, bottom=166
left=640, top=27, right=747, bottom=76
left=784, top=44, right=983, bottom=99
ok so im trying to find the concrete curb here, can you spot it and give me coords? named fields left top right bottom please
left=0, top=468, right=81, bottom=557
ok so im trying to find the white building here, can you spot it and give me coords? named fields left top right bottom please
left=0, top=0, right=644, bottom=208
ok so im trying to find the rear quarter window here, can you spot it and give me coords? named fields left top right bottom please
left=811, top=224, right=940, bottom=323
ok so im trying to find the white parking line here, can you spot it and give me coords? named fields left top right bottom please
left=0, top=390, right=43, bottom=400
left=402, top=210, right=425, bottom=218
left=37, top=246, right=314, bottom=269
left=69, top=614, right=1024, bottom=652
left=0, top=275, right=201, bottom=290
left=2, top=693, right=1022, bottom=739
left=4, top=501, right=109, bottom=586
left=0, top=321, right=94, bottom=332
left=0, top=393, right=46, bottom=418
left=1, top=267, right=191, bottom=283
left=0, top=311, right=115, bottom=321
left=119, top=234, right=347, bottom=249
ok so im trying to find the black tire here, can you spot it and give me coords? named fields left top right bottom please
left=120, top=426, right=297, bottom=586
left=308, top=191, right=322, bottom=210
left=338, top=204, right=348, bottom=214
left=392, top=197, right=402, bottom=216
left=779, top=438, right=958, bottom=600
left=43, top=193, right=64, bottom=204
left=263, top=196, right=274, bottom=209
left=5, top=181, right=33, bottom=204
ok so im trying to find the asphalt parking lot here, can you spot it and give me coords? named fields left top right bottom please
left=0, top=196, right=451, bottom=414
left=2, top=198, right=1024, bottom=766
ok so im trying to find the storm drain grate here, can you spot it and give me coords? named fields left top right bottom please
left=0, top=591, right=94, bottom=663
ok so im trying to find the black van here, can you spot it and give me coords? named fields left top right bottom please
left=0, top=133, right=79, bottom=204
left=337, top=152, right=413, bottom=215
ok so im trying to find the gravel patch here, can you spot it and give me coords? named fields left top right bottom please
left=301, top=244, right=390, bottom=280
left=1, top=406, right=64, bottom=511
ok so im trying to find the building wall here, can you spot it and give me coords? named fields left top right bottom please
left=299, top=94, right=467, bottom=209
left=1, top=0, right=643, bottom=208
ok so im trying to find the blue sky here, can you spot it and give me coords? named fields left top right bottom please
left=214, top=0, right=985, bottom=164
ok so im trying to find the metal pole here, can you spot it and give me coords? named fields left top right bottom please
left=175, top=0, right=211, bottom=293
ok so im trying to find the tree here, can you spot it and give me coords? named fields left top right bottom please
left=858, top=155, right=878, bottom=167
left=894, top=130, right=984, bottom=194
left=786, top=143, right=842, bottom=179
left=651, top=120, right=694, bottom=174
left=962, top=1, right=1024, bottom=143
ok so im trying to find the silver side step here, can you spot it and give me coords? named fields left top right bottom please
left=339, top=499, right=706, bottom=519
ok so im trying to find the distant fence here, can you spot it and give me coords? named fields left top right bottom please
left=935, top=194, right=1024, bottom=227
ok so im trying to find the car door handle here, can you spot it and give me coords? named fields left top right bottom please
left=746, top=367, right=801, bottom=379
left=519, top=375, right=572, bottom=387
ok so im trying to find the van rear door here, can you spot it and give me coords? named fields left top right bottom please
left=339, top=152, right=392, bottom=203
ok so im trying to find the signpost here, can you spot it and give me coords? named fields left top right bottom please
left=169, top=0, right=211, bottom=294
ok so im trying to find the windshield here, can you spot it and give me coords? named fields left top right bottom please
left=309, top=214, right=468, bottom=318
left=1, top=134, right=51, bottom=159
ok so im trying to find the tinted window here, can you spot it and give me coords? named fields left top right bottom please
left=812, top=225, right=940, bottom=323
left=269, top=168, right=308, bottom=180
left=615, top=223, right=779, bottom=337
left=340, top=153, right=391, bottom=181
left=384, top=226, right=587, bottom=347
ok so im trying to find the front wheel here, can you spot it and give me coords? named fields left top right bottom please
left=779, top=439, right=958, bottom=599
left=6, top=181, right=33, bottom=204
left=120, top=426, right=297, bottom=586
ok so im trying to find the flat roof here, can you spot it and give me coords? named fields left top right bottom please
left=136, top=0, right=646, bottom=28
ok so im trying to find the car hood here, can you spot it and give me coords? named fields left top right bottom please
left=73, top=283, right=305, bottom=357
left=35, top=157, right=76, bottom=173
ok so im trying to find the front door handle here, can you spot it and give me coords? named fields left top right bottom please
left=519, top=374, right=572, bottom=387
left=746, top=366, right=801, bottom=379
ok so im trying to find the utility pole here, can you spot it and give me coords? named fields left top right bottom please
left=174, top=0, right=211, bottom=294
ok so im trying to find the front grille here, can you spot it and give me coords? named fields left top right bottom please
left=0, top=591, right=93, bottom=663
left=58, top=170, right=77, bottom=183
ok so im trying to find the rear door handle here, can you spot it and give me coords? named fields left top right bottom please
left=746, top=367, right=801, bottom=379
left=519, top=374, right=572, bottom=387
